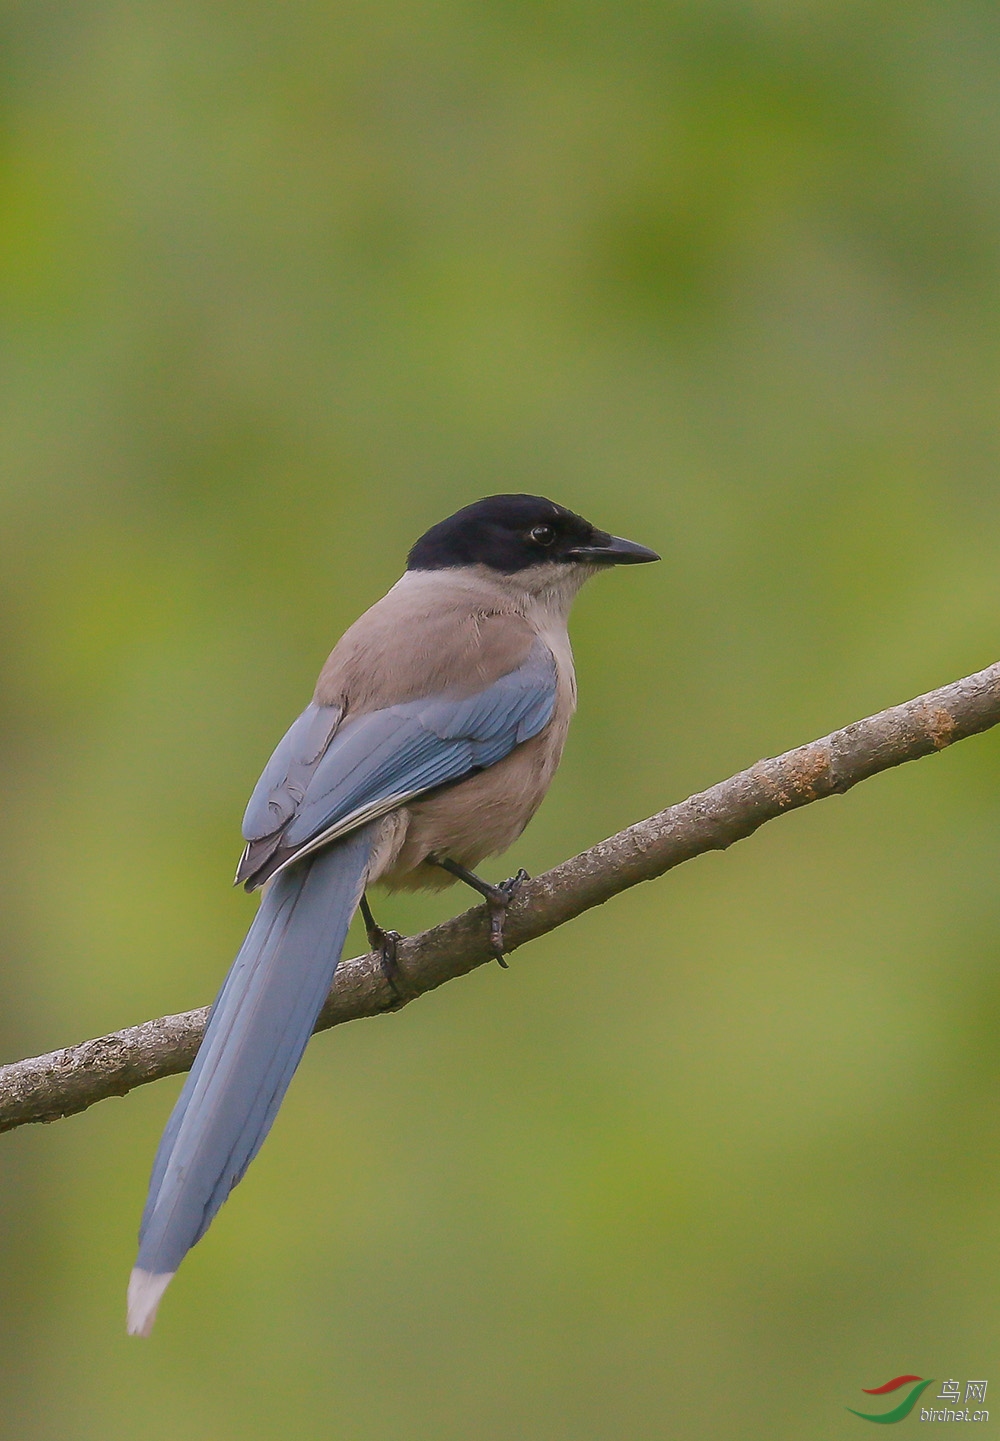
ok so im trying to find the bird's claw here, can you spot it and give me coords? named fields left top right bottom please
left=366, top=924, right=408, bottom=1001
left=485, top=868, right=529, bottom=966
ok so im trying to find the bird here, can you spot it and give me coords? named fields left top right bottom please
left=127, top=493, right=659, bottom=1336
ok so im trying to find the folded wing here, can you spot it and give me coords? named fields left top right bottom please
left=237, top=637, right=559, bottom=889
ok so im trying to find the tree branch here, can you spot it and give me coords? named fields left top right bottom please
left=3, top=659, right=999, bottom=1136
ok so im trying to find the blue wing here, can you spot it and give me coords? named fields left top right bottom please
left=237, top=637, right=558, bottom=887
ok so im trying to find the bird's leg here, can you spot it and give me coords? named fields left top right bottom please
left=430, top=857, right=530, bottom=966
left=359, top=892, right=407, bottom=1000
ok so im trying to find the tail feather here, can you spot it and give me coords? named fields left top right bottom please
left=128, top=824, right=375, bottom=1336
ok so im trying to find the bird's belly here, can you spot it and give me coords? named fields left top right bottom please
left=372, top=717, right=569, bottom=892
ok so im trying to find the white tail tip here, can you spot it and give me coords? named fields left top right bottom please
left=127, top=1267, right=174, bottom=1337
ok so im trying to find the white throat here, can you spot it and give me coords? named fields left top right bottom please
left=396, top=560, right=598, bottom=627
left=497, top=560, right=599, bottom=627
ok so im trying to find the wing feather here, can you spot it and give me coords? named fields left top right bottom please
left=237, top=638, right=557, bottom=889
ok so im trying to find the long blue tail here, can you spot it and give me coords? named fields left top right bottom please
left=127, top=824, right=375, bottom=1335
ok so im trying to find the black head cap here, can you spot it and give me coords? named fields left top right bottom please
left=407, top=494, right=660, bottom=574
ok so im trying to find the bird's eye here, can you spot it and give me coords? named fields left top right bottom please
left=530, top=525, right=555, bottom=546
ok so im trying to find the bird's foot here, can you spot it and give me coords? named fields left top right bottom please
left=360, top=893, right=408, bottom=1001
left=484, top=868, right=529, bottom=966
left=428, top=857, right=529, bottom=967
left=370, top=924, right=408, bottom=999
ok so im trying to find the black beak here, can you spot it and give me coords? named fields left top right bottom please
left=566, top=534, right=661, bottom=565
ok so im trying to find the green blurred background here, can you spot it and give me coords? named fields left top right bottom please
left=2, top=1, right=999, bottom=1435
